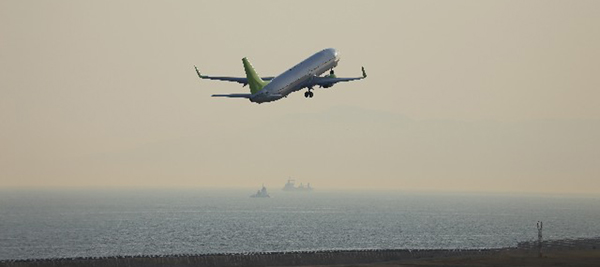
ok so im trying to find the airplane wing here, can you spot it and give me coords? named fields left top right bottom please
left=195, top=66, right=273, bottom=86
left=304, top=67, right=367, bottom=89
left=211, top=94, right=252, bottom=98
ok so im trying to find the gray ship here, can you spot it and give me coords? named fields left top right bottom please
left=250, top=185, right=270, bottom=198
left=282, top=178, right=313, bottom=192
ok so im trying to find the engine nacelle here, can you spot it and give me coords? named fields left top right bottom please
left=322, top=69, right=336, bottom=88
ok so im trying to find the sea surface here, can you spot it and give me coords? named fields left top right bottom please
left=0, top=188, right=599, bottom=260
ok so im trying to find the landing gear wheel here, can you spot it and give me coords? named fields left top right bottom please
left=309, top=91, right=314, bottom=98
left=304, top=91, right=310, bottom=98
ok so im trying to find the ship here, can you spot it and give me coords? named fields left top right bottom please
left=282, top=178, right=313, bottom=192
left=250, top=184, right=270, bottom=198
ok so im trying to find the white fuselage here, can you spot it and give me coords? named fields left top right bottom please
left=250, top=48, right=340, bottom=103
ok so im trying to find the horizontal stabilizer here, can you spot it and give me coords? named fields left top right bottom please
left=211, top=94, right=252, bottom=98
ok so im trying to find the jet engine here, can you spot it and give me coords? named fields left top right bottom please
left=321, top=69, right=336, bottom=88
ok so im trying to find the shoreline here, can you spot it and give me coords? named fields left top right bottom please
left=1, top=237, right=598, bottom=267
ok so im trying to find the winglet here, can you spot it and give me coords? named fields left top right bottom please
left=361, top=67, right=367, bottom=78
left=194, top=65, right=205, bottom=79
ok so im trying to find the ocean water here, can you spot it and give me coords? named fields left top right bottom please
left=0, top=189, right=599, bottom=260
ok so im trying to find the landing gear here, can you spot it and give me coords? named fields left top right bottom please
left=304, top=91, right=314, bottom=98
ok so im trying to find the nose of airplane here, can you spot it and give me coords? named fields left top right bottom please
left=329, top=48, right=340, bottom=62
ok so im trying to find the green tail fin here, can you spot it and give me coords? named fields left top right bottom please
left=242, top=57, right=268, bottom=94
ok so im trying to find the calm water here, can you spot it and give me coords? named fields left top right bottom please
left=0, top=189, right=599, bottom=260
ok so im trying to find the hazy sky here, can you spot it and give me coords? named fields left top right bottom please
left=1, top=1, right=599, bottom=193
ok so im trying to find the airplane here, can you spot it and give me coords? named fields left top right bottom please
left=194, top=48, right=366, bottom=103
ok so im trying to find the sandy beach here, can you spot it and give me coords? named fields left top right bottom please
left=303, top=249, right=600, bottom=267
